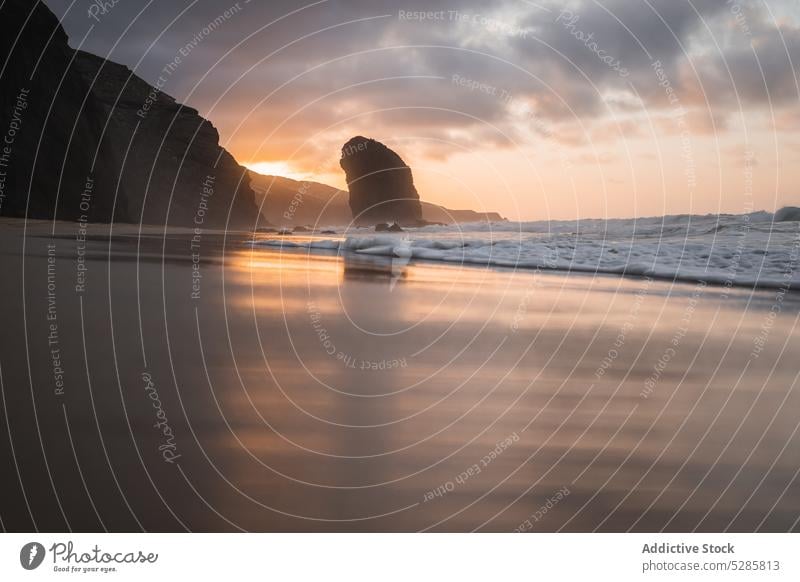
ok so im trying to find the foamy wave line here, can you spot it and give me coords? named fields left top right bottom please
left=253, top=235, right=800, bottom=290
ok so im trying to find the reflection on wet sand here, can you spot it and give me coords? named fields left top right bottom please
left=1, top=225, right=798, bottom=531
left=342, top=253, right=409, bottom=287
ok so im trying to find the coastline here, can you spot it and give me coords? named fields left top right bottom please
left=0, top=218, right=798, bottom=532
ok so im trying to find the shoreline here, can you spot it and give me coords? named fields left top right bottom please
left=1, top=219, right=798, bottom=531
left=254, top=235, right=800, bottom=293
left=4, top=215, right=796, bottom=293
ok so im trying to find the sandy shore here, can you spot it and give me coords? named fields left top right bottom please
left=0, top=218, right=798, bottom=532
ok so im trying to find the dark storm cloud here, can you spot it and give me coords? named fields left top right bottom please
left=44, top=0, right=800, bottom=161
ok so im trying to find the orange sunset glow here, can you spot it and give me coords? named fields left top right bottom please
left=45, top=0, right=799, bottom=221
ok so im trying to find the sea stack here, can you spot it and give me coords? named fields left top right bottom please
left=339, top=136, right=423, bottom=226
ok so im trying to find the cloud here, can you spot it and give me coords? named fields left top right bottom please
left=42, top=0, right=800, bottom=165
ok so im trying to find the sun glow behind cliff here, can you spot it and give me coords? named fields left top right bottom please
left=245, top=160, right=310, bottom=181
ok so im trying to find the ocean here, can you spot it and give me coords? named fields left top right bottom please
left=255, top=208, right=800, bottom=290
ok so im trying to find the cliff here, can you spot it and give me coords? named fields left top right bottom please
left=250, top=173, right=351, bottom=226
left=250, top=172, right=506, bottom=226
left=0, top=0, right=258, bottom=228
left=419, top=203, right=506, bottom=224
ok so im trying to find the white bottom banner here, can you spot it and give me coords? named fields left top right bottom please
left=0, top=534, right=797, bottom=581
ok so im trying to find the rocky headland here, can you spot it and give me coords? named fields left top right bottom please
left=0, top=0, right=258, bottom=228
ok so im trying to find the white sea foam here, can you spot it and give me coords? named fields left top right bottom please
left=253, top=209, right=800, bottom=289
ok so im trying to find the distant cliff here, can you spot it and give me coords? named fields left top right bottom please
left=250, top=173, right=351, bottom=226
left=250, top=172, right=505, bottom=226
left=419, top=203, right=506, bottom=224
left=0, top=0, right=258, bottom=228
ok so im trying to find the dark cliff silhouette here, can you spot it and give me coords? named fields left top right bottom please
left=339, top=136, right=424, bottom=226
left=0, top=0, right=258, bottom=228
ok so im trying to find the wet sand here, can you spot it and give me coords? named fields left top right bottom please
left=1, top=218, right=799, bottom=532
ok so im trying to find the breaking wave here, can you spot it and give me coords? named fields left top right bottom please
left=253, top=208, right=800, bottom=289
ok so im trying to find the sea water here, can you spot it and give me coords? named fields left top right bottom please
left=255, top=208, right=800, bottom=289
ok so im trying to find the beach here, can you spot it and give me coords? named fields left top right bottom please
left=0, top=218, right=798, bottom=532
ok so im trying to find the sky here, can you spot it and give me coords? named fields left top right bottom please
left=46, top=0, right=800, bottom=221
